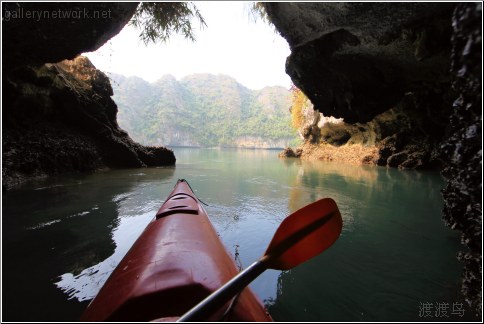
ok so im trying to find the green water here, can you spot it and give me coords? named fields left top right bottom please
left=2, top=148, right=475, bottom=321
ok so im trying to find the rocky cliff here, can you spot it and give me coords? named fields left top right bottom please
left=283, top=88, right=451, bottom=170
left=265, top=2, right=455, bottom=123
left=3, top=57, right=175, bottom=189
left=2, top=3, right=175, bottom=190
left=266, top=2, right=481, bottom=314
left=111, top=73, right=296, bottom=148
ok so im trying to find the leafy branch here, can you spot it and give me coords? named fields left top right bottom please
left=248, top=2, right=271, bottom=25
left=129, top=2, right=207, bottom=45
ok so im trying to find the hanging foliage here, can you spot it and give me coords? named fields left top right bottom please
left=130, top=2, right=206, bottom=45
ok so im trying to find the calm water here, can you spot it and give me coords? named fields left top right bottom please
left=2, top=148, right=475, bottom=321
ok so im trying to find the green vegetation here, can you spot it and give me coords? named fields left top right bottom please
left=129, top=2, right=206, bottom=45
left=111, top=73, right=297, bottom=148
left=129, top=2, right=274, bottom=45
left=289, top=85, right=309, bottom=130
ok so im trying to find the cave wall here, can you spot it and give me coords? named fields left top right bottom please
left=441, top=2, right=482, bottom=315
left=3, top=2, right=138, bottom=71
left=268, top=2, right=456, bottom=170
left=2, top=2, right=175, bottom=190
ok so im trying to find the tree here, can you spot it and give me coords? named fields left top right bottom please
left=129, top=2, right=206, bottom=45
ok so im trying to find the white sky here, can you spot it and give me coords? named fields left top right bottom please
left=84, top=1, right=292, bottom=90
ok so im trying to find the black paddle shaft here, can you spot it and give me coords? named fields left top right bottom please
left=177, top=260, right=267, bottom=322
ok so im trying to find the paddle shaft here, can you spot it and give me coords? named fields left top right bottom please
left=178, top=210, right=338, bottom=321
left=177, top=260, right=267, bottom=322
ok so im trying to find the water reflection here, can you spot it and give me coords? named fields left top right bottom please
left=2, top=167, right=175, bottom=321
left=2, top=149, right=471, bottom=321
left=52, top=168, right=176, bottom=304
left=268, top=161, right=471, bottom=321
left=55, top=195, right=159, bottom=301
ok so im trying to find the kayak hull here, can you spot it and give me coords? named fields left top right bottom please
left=82, top=180, right=272, bottom=322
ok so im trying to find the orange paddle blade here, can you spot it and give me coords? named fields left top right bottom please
left=262, top=198, right=343, bottom=270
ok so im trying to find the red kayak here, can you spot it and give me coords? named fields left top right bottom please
left=82, top=179, right=272, bottom=322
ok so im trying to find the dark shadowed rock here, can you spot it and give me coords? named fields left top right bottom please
left=441, top=2, right=482, bottom=315
left=2, top=2, right=138, bottom=71
left=3, top=56, right=175, bottom=190
left=265, top=2, right=455, bottom=123
left=2, top=2, right=178, bottom=190
left=266, top=2, right=455, bottom=170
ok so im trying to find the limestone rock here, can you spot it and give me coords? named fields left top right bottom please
left=3, top=56, right=175, bottom=190
left=265, top=2, right=455, bottom=123
left=279, top=147, right=302, bottom=158
left=2, top=2, right=138, bottom=71
left=441, top=3, right=482, bottom=315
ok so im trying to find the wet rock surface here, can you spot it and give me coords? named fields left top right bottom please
left=441, top=3, right=482, bottom=315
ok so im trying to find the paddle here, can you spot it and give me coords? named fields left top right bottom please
left=177, top=197, right=343, bottom=322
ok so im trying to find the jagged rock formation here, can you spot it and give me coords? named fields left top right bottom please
left=286, top=89, right=451, bottom=169
left=3, top=57, right=175, bottom=190
left=441, top=3, right=482, bottom=315
left=2, top=2, right=175, bottom=190
left=265, top=2, right=481, bottom=314
left=267, top=2, right=455, bottom=170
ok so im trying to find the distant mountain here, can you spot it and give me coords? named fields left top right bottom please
left=109, top=73, right=297, bottom=148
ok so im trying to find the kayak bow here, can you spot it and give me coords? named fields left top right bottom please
left=81, top=179, right=272, bottom=322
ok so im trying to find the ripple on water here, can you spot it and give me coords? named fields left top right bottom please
left=55, top=210, right=155, bottom=302
left=27, top=205, right=101, bottom=230
left=5, top=149, right=464, bottom=322
left=34, top=184, right=66, bottom=191
left=55, top=258, right=119, bottom=301
left=112, top=193, right=133, bottom=203
left=26, top=219, right=62, bottom=230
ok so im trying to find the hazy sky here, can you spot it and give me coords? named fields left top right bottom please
left=84, top=2, right=292, bottom=90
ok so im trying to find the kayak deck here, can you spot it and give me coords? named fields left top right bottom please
left=82, top=179, right=272, bottom=322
